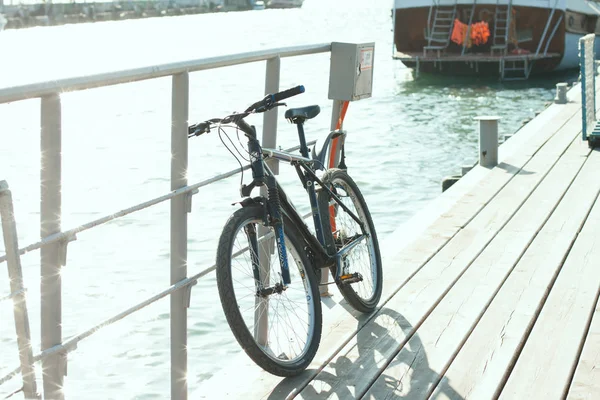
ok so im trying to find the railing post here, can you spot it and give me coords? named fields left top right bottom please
left=474, top=116, right=500, bottom=168
left=170, top=72, right=189, bottom=400
left=0, top=181, right=40, bottom=399
left=262, top=56, right=280, bottom=172
left=255, top=56, right=281, bottom=344
left=40, top=93, right=64, bottom=400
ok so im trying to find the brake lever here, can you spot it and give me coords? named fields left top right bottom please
left=255, top=102, right=287, bottom=113
left=188, top=121, right=210, bottom=137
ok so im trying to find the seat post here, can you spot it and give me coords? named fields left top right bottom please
left=295, top=120, right=310, bottom=158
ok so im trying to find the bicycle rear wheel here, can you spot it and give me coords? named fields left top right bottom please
left=318, top=168, right=383, bottom=313
left=216, top=204, right=322, bottom=376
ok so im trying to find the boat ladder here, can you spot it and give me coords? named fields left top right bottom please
left=501, top=58, right=531, bottom=80
left=491, top=0, right=513, bottom=56
left=424, top=0, right=458, bottom=57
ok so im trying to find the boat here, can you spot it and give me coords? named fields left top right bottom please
left=392, top=0, right=600, bottom=80
left=222, top=0, right=269, bottom=10
left=267, top=0, right=303, bottom=9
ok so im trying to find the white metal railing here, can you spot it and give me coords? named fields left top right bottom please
left=0, top=42, right=354, bottom=400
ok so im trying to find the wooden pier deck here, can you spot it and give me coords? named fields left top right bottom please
left=196, top=85, right=600, bottom=399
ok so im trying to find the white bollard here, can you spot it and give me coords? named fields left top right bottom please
left=474, top=116, right=500, bottom=168
left=555, top=82, right=568, bottom=104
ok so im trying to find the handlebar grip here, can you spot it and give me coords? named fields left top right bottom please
left=188, top=121, right=210, bottom=136
left=244, top=85, right=306, bottom=113
left=271, top=85, right=305, bottom=102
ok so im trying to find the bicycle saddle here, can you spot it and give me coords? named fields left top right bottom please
left=285, top=105, right=320, bottom=123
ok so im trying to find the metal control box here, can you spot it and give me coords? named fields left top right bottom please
left=328, top=42, right=375, bottom=101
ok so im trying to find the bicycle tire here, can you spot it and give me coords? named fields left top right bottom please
left=318, top=168, right=383, bottom=313
left=216, top=204, right=322, bottom=376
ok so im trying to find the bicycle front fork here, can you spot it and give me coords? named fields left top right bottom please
left=265, top=175, right=291, bottom=285
left=244, top=131, right=292, bottom=286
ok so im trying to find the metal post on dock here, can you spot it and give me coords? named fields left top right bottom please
left=0, top=181, right=40, bottom=399
left=474, top=116, right=500, bottom=168
left=329, top=100, right=344, bottom=167
left=318, top=99, right=346, bottom=296
left=555, top=82, right=568, bottom=104
left=170, top=72, right=189, bottom=400
left=40, top=93, right=65, bottom=400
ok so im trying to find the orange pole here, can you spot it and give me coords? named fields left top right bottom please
left=328, top=100, right=350, bottom=168
left=327, top=100, right=349, bottom=236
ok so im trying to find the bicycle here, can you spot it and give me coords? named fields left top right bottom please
left=188, top=85, right=383, bottom=377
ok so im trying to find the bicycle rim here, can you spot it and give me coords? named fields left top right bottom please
left=322, top=169, right=382, bottom=310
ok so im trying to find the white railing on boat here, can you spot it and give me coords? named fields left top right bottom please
left=0, top=42, right=356, bottom=400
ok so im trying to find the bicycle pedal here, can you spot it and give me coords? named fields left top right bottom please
left=339, top=273, right=363, bottom=284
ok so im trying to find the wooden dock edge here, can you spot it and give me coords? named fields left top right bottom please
left=380, top=81, right=583, bottom=262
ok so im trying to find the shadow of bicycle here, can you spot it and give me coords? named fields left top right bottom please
left=268, top=307, right=464, bottom=400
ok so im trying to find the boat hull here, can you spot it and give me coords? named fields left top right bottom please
left=392, top=4, right=600, bottom=78
left=267, top=0, right=303, bottom=8
left=396, top=55, right=562, bottom=77
left=556, top=31, right=600, bottom=70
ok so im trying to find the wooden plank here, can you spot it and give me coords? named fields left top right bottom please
left=296, top=107, right=583, bottom=399
left=498, top=153, right=600, bottom=398
left=567, top=300, right=600, bottom=400
left=427, top=145, right=600, bottom=399
left=362, top=137, right=592, bottom=399
left=192, top=89, right=582, bottom=400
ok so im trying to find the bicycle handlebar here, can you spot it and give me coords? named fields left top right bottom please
left=188, top=85, right=305, bottom=137
left=245, top=85, right=305, bottom=113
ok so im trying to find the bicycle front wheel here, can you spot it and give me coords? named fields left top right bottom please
left=216, top=204, right=322, bottom=376
left=318, top=168, right=383, bottom=313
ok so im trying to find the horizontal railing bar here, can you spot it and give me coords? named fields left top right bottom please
left=216, top=208, right=314, bottom=261
left=0, top=165, right=248, bottom=263
left=0, top=288, right=25, bottom=303
left=34, top=274, right=208, bottom=362
left=0, top=365, right=21, bottom=386
left=0, top=44, right=331, bottom=104
left=0, top=140, right=315, bottom=264
left=0, top=199, right=316, bottom=386
left=0, top=266, right=216, bottom=386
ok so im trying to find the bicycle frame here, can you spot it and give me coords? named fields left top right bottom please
left=243, top=132, right=367, bottom=287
